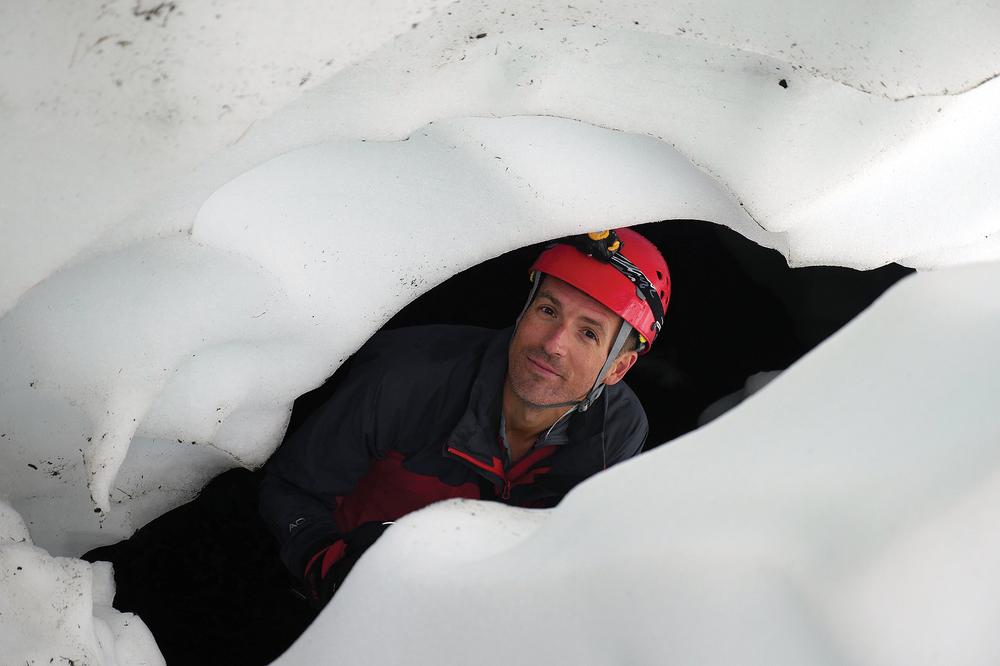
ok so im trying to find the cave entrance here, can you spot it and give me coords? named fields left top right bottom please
left=86, top=219, right=912, bottom=665
left=293, top=219, right=912, bottom=448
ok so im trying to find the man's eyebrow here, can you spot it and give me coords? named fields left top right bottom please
left=578, top=314, right=608, bottom=335
left=536, top=289, right=562, bottom=309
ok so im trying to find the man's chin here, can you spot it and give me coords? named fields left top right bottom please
left=510, top=381, right=578, bottom=410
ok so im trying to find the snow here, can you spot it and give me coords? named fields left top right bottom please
left=2, top=0, right=1000, bottom=664
left=0, top=499, right=164, bottom=665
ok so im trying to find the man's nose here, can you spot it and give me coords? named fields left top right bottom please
left=541, top=323, right=569, bottom=357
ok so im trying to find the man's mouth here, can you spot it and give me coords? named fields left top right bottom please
left=527, top=355, right=561, bottom=377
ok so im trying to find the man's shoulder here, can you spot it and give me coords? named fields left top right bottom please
left=604, top=379, right=644, bottom=416
left=601, top=380, right=649, bottom=457
left=354, top=325, right=508, bottom=383
left=367, top=324, right=505, bottom=361
left=371, top=323, right=503, bottom=346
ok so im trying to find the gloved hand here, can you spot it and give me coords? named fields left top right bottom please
left=303, top=521, right=391, bottom=608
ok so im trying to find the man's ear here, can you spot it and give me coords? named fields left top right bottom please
left=603, top=350, right=638, bottom=386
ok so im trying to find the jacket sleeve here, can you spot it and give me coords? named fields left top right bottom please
left=259, top=353, right=390, bottom=578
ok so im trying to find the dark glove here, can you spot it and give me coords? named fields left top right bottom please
left=303, top=521, right=391, bottom=608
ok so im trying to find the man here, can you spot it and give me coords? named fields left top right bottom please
left=260, top=227, right=670, bottom=606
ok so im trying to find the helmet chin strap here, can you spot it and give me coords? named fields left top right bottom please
left=515, top=271, right=543, bottom=326
left=575, top=320, right=632, bottom=412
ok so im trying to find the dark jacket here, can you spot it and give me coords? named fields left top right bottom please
left=260, top=325, right=647, bottom=576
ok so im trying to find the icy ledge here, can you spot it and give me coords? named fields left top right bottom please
left=0, top=500, right=165, bottom=665
left=278, top=258, right=1000, bottom=666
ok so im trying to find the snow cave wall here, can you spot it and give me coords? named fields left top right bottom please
left=2, top=1, right=1000, bottom=664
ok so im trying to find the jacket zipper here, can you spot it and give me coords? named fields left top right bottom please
left=446, top=445, right=510, bottom=498
left=446, top=444, right=554, bottom=501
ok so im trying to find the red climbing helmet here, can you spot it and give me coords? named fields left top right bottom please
left=529, top=228, right=670, bottom=353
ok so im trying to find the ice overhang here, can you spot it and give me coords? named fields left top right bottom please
left=2, top=0, right=999, bottom=559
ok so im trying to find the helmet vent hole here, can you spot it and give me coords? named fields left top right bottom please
left=656, top=270, right=663, bottom=279
left=659, top=290, right=664, bottom=298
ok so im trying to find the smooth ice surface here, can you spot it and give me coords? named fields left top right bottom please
left=3, top=0, right=1000, bottom=664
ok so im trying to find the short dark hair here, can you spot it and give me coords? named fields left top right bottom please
left=618, top=326, right=641, bottom=355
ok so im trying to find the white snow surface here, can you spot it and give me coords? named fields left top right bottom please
left=0, top=499, right=164, bottom=666
left=2, top=0, right=1000, bottom=664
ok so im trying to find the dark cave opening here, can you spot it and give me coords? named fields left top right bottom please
left=294, top=220, right=910, bottom=450
left=84, top=220, right=913, bottom=665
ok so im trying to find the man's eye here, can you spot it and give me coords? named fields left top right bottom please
left=539, top=305, right=556, bottom=316
left=583, top=329, right=598, bottom=342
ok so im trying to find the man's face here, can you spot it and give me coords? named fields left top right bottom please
left=506, top=276, right=637, bottom=408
